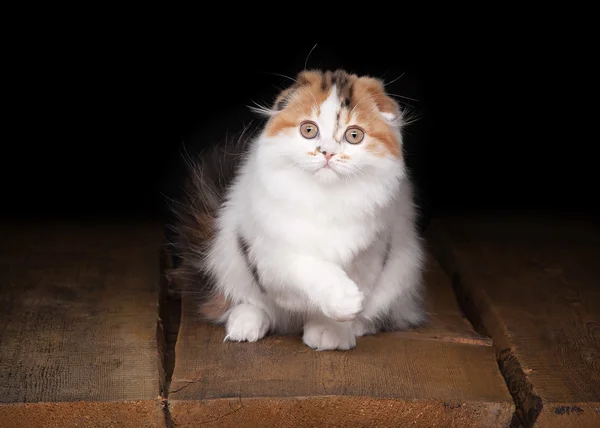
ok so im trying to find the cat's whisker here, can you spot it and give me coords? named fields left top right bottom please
left=304, top=43, right=318, bottom=70
left=263, top=71, right=300, bottom=85
left=248, top=102, right=278, bottom=117
left=383, top=72, right=405, bottom=87
left=387, top=92, right=419, bottom=103
left=397, top=108, right=422, bottom=127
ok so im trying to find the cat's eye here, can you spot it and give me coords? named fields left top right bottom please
left=300, top=121, right=319, bottom=139
left=345, top=127, right=365, bottom=144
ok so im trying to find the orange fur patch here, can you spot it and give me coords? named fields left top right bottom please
left=337, top=154, right=351, bottom=164
left=365, top=142, right=387, bottom=158
left=265, top=71, right=334, bottom=137
left=351, top=78, right=401, bottom=158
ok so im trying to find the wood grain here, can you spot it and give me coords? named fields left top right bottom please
left=169, top=251, right=513, bottom=426
left=417, top=253, right=493, bottom=346
left=0, top=400, right=165, bottom=428
left=169, top=397, right=513, bottom=428
left=0, top=219, right=163, bottom=424
left=427, top=214, right=600, bottom=427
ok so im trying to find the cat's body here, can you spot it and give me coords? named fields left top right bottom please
left=167, top=69, right=426, bottom=350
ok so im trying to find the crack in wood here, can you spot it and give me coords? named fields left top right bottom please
left=157, top=244, right=182, bottom=400
left=426, top=221, right=545, bottom=427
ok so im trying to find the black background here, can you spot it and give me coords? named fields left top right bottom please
left=3, top=28, right=596, bottom=226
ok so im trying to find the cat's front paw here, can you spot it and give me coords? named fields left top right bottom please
left=303, top=319, right=356, bottom=351
left=224, top=303, right=270, bottom=343
left=320, top=278, right=364, bottom=322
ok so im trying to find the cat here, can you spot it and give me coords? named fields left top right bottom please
left=166, top=69, right=426, bottom=351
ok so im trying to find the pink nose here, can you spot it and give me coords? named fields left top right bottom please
left=321, top=151, right=335, bottom=161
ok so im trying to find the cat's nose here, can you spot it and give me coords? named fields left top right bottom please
left=317, top=146, right=336, bottom=161
left=321, top=151, right=335, bottom=161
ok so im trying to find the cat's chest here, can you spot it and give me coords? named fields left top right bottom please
left=238, top=175, right=393, bottom=261
left=251, top=203, right=382, bottom=261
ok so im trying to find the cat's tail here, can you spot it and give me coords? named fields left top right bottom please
left=163, top=123, right=258, bottom=321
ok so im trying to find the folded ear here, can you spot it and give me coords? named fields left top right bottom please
left=270, top=87, right=296, bottom=112
left=270, top=70, right=322, bottom=112
left=250, top=75, right=306, bottom=117
left=358, top=77, right=401, bottom=123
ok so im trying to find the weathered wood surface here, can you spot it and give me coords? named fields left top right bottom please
left=428, top=214, right=600, bottom=427
left=0, top=401, right=165, bottom=428
left=0, top=220, right=164, bottom=427
left=168, top=252, right=514, bottom=427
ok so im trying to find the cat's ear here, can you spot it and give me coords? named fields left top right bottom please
left=295, top=70, right=323, bottom=87
left=358, top=77, right=401, bottom=124
left=249, top=77, right=308, bottom=118
left=249, top=71, right=317, bottom=117
left=269, top=70, right=321, bottom=112
left=271, top=86, right=297, bottom=112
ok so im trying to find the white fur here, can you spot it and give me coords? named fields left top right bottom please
left=204, top=85, right=425, bottom=350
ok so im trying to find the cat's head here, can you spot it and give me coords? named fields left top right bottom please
left=253, top=69, right=407, bottom=184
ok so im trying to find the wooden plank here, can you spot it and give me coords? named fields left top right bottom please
left=169, top=397, right=512, bottom=428
left=427, top=214, right=600, bottom=427
left=168, top=252, right=513, bottom=427
left=417, top=253, right=493, bottom=346
left=0, top=401, right=165, bottom=428
left=0, top=220, right=164, bottom=427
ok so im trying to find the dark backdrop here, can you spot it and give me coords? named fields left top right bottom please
left=3, top=35, right=596, bottom=225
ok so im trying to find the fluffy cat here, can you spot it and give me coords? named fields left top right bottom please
left=167, top=69, right=426, bottom=351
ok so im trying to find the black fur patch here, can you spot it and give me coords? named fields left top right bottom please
left=321, top=72, right=328, bottom=91
left=275, top=97, right=288, bottom=111
left=342, top=85, right=353, bottom=108
left=381, top=235, right=392, bottom=269
left=331, top=69, right=345, bottom=89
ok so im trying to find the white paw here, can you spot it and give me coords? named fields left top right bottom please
left=224, top=304, right=270, bottom=343
left=320, top=278, right=365, bottom=322
left=303, top=319, right=356, bottom=351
